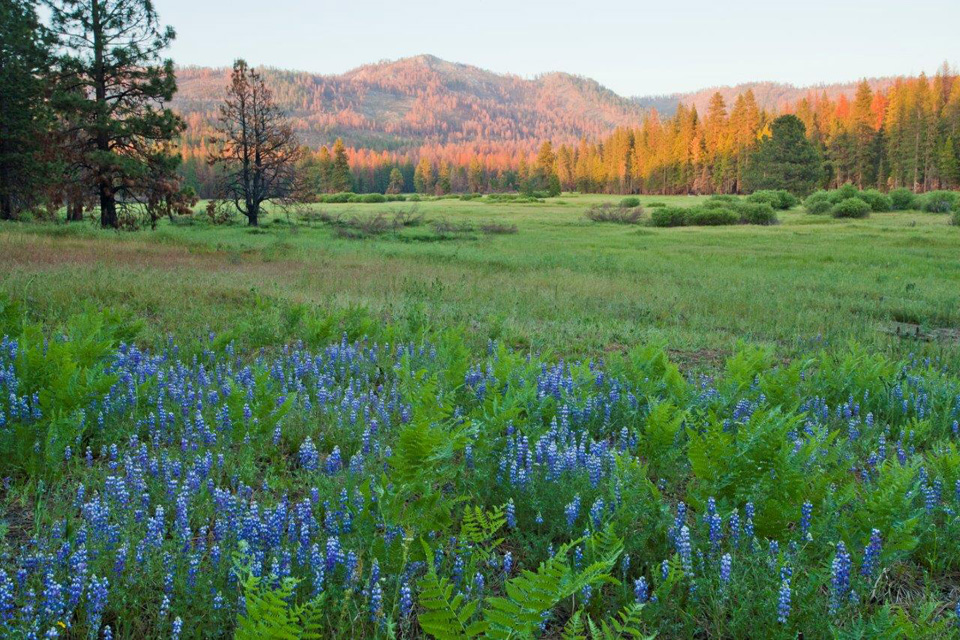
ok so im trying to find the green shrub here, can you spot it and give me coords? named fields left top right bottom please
left=408, top=194, right=421, bottom=202
left=650, top=206, right=689, bottom=227
left=748, top=189, right=798, bottom=210
left=646, top=201, right=667, bottom=208
left=889, top=187, right=917, bottom=210
left=858, top=189, right=892, bottom=212
left=952, top=209, right=960, bottom=226
left=702, top=197, right=734, bottom=209
left=361, top=193, right=386, bottom=204
left=321, top=192, right=355, bottom=203
left=688, top=207, right=739, bottom=226
left=385, top=194, right=407, bottom=202
left=804, top=190, right=833, bottom=214
left=735, top=201, right=779, bottom=225
left=619, top=196, right=641, bottom=208
left=831, top=197, right=871, bottom=219
left=921, top=190, right=960, bottom=213
left=830, top=183, right=861, bottom=203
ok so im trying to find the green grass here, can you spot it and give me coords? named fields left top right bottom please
left=2, top=193, right=959, bottom=366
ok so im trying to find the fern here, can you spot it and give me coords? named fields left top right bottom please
left=460, top=505, right=506, bottom=561
left=235, top=569, right=328, bottom=640
left=417, top=541, right=486, bottom=639
left=586, top=604, right=651, bottom=639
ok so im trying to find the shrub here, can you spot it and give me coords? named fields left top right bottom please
left=858, top=189, right=892, bottom=212
left=831, top=197, right=871, bottom=219
left=889, top=187, right=917, bottom=210
left=748, top=189, right=798, bottom=210
left=952, top=209, right=960, bottom=226
left=735, top=202, right=779, bottom=225
left=649, top=206, right=689, bottom=227
left=688, top=207, right=739, bottom=226
left=830, top=183, right=860, bottom=203
left=361, top=193, right=386, bottom=204
left=646, top=201, right=667, bottom=208
left=321, top=192, right=355, bottom=203
left=804, top=190, right=833, bottom=215
left=619, top=196, right=641, bottom=208
left=585, top=203, right=644, bottom=224
left=407, top=194, right=421, bottom=202
left=385, top=194, right=407, bottom=202
left=921, top=190, right=960, bottom=213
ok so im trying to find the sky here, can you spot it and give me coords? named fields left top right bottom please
left=160, top=0, right=960, bottom=97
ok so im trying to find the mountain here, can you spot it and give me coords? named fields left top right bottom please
left=173, top=55, right=648, bottom=151
left=634, top=78, right=903, bottom=116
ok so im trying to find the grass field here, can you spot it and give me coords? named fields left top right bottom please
left=2, top=193, right=959, bottom=363
left=2, top=195, right=960, bottom=639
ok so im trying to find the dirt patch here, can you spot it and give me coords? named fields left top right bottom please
left=668, top=347, right=727, bottom=371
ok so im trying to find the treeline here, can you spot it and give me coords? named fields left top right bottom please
left=178, top=69, right=960, bottom=198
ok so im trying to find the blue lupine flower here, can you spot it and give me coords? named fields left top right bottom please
left=678, top=526, right=693, bottom=575
left=564, top=495, right=581, bottom=529
left=777, top=578, right=791, bottom=624
left=720, top=553, right=732, bottom=583
left=503, top=552, right=513, bottom=575
left=299, top=438, right=319, bottom=471
left=172, top=616, right=183, bottom=640
left=634, top=576, right=648, bottom=603
left=830, top=542, right=851, bottom=614
left=861, top=529, right=882, bottom=579
left=800, top=501, right=812, bottom=538
left=400, top=581, right=413, bottom=617
left=505, top=499, right=516, bottom=528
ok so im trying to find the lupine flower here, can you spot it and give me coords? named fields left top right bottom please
left=720, top=553, right=732, bottom=583
left=800, top=501, right=813, bottom=538
left=505, top=500, right=516, bottom=528
left=830, top=542, right=852, bottom=614
left=634, top=576, right=648, bottom=603
left=777, top=579, right=791, bottom=623
left=503, top=552, right=513, bottom=575
left=299, top=438, right=319, bottom=471
left=678, top=526, right=693, bottom=575
left=400, top=581, right=413, bottom=617
left=861, top=529, right=882, bottom=579
left=172, top=616, right=183, bottom=640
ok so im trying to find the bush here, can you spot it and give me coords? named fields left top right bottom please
left=748, top=189, right=798, bottom=210
left=688, top=207, right=739, bottom=226
left=921, top=190, right=960, bottom=213
left=831, top=197, right=871, bottom=218
left=952, top=209, right=960, bottom=226
left=361, top=193, right=386, bottom=204
left=735, top=202, right=779, bottom=225
left=321, top=192, right=355, bottom=204
left=646, top=201, right=667, bottom=208
left=649, top=206, right=689, bottom=227
left=619, top=196, right=641, bottom=208
left=889, top=187, right=917, bottom=210
left=385, top=194, right=407, bottom=202
left=830, top=183, right=860, bottom=203
left=858, top=189, right=892, bottom=212
left=804, top=190, right=833, bottom=215
left=702, top=196, right=735, bottom=210
left=479, top=221, right=519, bottom=234
left=585, top=203, right=644, bottom=224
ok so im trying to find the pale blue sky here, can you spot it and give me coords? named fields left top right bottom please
left=160, top=0, right=959, bottom=96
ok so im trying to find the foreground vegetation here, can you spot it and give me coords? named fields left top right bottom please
left=1, top=293, right=960, bottom=638
left=2, top=194, right=960, bottom=637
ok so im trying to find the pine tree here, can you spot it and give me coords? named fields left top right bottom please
left=0, top=0, right=53, bottom=219
left=435, top=162, right=451, bottom=195
left=745, top=115, right=823, bottom=195
left=414, top=158, right=433, bottom=194
left=329, top=139, right=352, bottom=192
left=46, top=0, right=187, bottom=228
left=385, top=167, right=404, bottom=194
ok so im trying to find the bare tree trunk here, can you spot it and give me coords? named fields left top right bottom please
left=67, top=200, right=83, bottom=222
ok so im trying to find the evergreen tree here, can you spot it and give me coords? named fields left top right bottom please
left=316, top=146, right=332, bottom=193
left=413, top=158, right=433, bottom=194
left=328, top=138, right=352, bottom=192
left=386, top=167, right=404, bottom=194
left=46, top=0, right=187, bottom=228
left=745, top=115, right=823, bottom=195
left=435, top=162, right=451, bottom=195
left=0, top=0, right=53, bottom=219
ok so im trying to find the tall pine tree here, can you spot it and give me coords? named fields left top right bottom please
left=46, top=0, right=187, bottom=228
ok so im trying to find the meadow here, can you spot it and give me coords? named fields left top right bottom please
left=1, top=194, right=960, bottom=639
